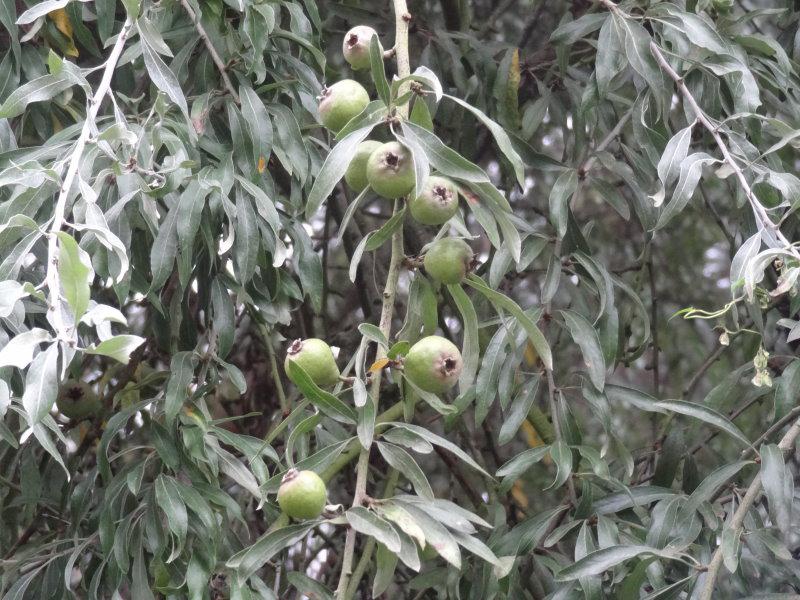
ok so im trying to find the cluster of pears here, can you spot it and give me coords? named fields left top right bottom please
left=279, top=331, right=464, bottom=520
left=279, top=333, right=462, bottom=520
left=284, top=335, right=464, bottom=396
left=319, top=27, right=475, bottom=286
left=278, top=25, right=477, bottom=521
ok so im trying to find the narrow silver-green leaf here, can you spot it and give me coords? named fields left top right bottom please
left=447, top=285, right=479, bottom=390
left=560, top=309, right=606, bottom=391
left=464, top=275, right=552, bottom=369
left=346, top=506, right=402, bottom=553
left=549, top=169, right=578, bottom=238
left=443, top=94, right=525, bottom=186
left=556, top=545, right=673, bottom=581
left=377, top=442, right=434, bottom=499
left=22, top=344, right=59, bottom=425
left=306, top=124, right=376, bottom=219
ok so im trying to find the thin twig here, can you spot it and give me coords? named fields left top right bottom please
left=480, top=0, right=518, bottom=35
left=434, top=445, right=484, bottom=509
left=262, top=327, right=289, bottom=415
left=543, top=241, right=578, bottom=507
left=344, top=537, right=375, bottom=600
left=744, top=405, right=800, bottom=458
left=699, top=415, right=800, bottom=599
left=178, top=0, right=240, bottom=104
left=689, top=393, right=764, bottom=458
left=545, top=368, right=578, bottom=506
left=519, top=0, right=549, bottom=48
left=578, top=105, right=634, bottom=177
left=47, top=18, right=133, bottom=344
left=698, top=184, right=735, bottom=252
left=683, top=343, right=726, bottom=399
left=342, top=470, right=399, bottom=600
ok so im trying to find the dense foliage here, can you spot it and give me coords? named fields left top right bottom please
left=1, top=0, right=800, bottom=598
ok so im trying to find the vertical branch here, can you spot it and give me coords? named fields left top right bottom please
left=47, top=18, right=133, bottom=344
left=698, top=416, right=800, bottom=599
left=335, top=2, right=412, bottom=597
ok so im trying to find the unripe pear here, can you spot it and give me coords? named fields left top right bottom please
left=366, top=141, right=416, bottom=198
left=342, top=25, right=381, bottom=70
left=403, top=335, right=463, bottom=394
left=345, top=140, right=383, bottom=193
left=318, top=80, right=370, bottom=132
left=409, top=176, right=459, bottom=225
left=423, top=238, right=474, bottom=284
left=285, top=338, right=340, bottom=388
left=277, top=469, right=327, bottom=520
left=56, top=379, right=102, bottom=420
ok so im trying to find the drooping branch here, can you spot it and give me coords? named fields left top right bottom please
left=47, top=18, right=133, bottom=344
left=648, top=40, right=800, bottom=261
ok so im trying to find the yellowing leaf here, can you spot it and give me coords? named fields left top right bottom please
left=522, top=420, right=544, bottom=448
left=78, top=420, right=92, bottom=442
left=369, top=358, right=391, bottom=373
left=523, top=340, right=539, bottom=367
left=522, top=419, right=552, bottom=465
left=48, top=8, right=78, bottom=57
left=511, top=480, right=529, bottom=509
left=507, top=48, right=520, bottom=126
left=257, top=155, right=266, bottom=173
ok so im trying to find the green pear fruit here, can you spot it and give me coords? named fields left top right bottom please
left=345, top=140, right=383, bottom=193
left=409, top=176, right=459, bottom=225
left=277, top=469, right=327, bottom=520
left=318, top=80, right=370, bottom=132
left=366, top=141, right=416, bottom=198
left=423, top=238, right=474, bottom=284
left=56, top=379, right=102, bottom=421
left=403, top=335, right=463, bottom=394
left=284, top=338, right=340, bottom=388
left=343, top=25, right=381, bottom=70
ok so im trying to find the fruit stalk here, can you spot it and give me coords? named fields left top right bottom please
left=335, top=1, right=411, bottom=597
